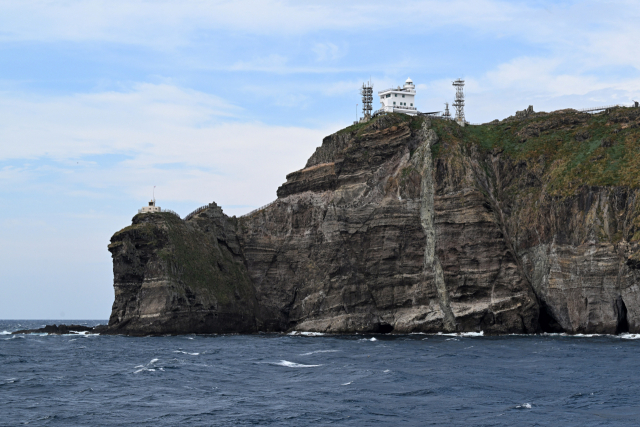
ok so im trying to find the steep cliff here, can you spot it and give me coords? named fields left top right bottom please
left=107, top=204, right=257, bottom=335
left=107, top=106, right=640, bottom=335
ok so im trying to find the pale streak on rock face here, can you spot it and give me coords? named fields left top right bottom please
left=414, top=121, right=456, bottom=331
left=107, top=112, right=640, bottom=335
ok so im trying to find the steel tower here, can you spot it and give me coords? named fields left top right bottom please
left=452, top=79, right=465, bottom=125
left=360, top=81, right=373, bottom=120
left=443, top=102, right=451, bottom=119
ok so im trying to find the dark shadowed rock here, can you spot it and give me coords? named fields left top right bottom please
left=105, top=107, right=640, bottom=335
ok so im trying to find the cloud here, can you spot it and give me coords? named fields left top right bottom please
left=0, top=1, right=517, bottom=46
left=312, top=42, right=344, bottom=62
left=0, top=83, right=331, bottom=215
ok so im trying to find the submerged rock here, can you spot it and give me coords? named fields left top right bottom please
left=13, top=324, right=97, bottom=335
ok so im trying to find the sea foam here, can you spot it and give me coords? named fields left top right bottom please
left=299, top=350, right=339, bottom=356
left=288, top=331, right=326, bottom=336
left=274, top=360, right=322, bottom=368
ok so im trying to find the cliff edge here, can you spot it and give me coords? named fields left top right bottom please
left=106, top=107, right=640, bottom=335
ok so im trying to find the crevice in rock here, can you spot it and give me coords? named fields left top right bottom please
left=615, top=297, right=629, bottom=334
left=538, top=300, right=564, bottom=333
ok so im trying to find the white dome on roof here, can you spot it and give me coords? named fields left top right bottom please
left=405, top=77, right=413, bottom=83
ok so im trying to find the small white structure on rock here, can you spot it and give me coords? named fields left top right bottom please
left=378, top=78, right=417, bottom=116
left=139, top=200, right=161, bottom=214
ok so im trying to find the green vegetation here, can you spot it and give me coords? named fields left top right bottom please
left=160, top=215, right=254, bottom=305
left=337, top=119, right=373, bottom=135
left=112, top=212, right=254, bottom=305
left=432, top=107, right=640, bottom=196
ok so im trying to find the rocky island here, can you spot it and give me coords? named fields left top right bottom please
left=104, top=106, right=640, bottom=336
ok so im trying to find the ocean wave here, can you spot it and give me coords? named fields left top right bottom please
left=438, top=331, right=484, bottom=337
left=341, top=381, right=352, bottom=385
left=541, top=332, right=640, bottom=339
left=0, top=331, right=11, bottom=335
left=274, top=360, right=322, bottom=368
left=288, top=331, right=326, bottom=336
left=515, top=403, right=532, bottom=409
left=299, top=350, right=339, bottom=356
left=133, top=358, right=161, bottom=374
left=174, top=350, right=200, bottom=355
left=618, top=333, right=640, bottom=339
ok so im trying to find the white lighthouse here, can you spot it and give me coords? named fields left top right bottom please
left=378, top=78, right=417, bottom=116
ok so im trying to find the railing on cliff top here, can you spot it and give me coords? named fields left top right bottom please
left=162, top=209, right=181, bottom=219
left=577, top=104, right=625, bottom=113
left=184, top=203, right=213, bottom=221
left=239, top=201, right=276, bottom=218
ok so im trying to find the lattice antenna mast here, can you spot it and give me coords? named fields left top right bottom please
left=452, top=79, right=465, bottom=124
left=443, top=102, right=451, bottom=118
left=360, top=81, right=373, bottom=119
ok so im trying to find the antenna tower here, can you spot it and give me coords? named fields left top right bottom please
left=452, top=79, right=465, bottom=125
left=360, top=81, right=373, bottom=120
left=443, top=102, right=451, bottom=119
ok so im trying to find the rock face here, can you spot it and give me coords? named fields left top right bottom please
left=107, top=205, right=257, bottom=335
left=107, top=107, right=640, bottom=335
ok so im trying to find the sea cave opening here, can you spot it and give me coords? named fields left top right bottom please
left=377, top=323, right=394, bottom=334
left=616, top=297, right=629, bottom=334
left=538, top=301, right=564, bottom=333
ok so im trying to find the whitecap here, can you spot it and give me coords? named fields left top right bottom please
left=0, top=331, right=11, bottom=335
left=274, top=360, right=322, bottom=368
left=149, top=358, right=159, bottom=364
left=516, top=403, right=532, bottom=409
left=299, top=350, right=339, bottom=356
left=288, top=331, right=326, bottom=336
left=383, top=369, right=390, bottom=373
left=438, top=331, right=484, bottom=337
left=174, top=350, right=200, bottom=355
left=617, top=333, right=640, bottom=340
left=370, top=337, right=377, bottom=341
left=341, top=381, right=352, bottom=385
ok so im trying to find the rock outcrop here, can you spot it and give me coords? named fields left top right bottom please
left=107, top=204, right=257, bottom=335
left=106, top=106, right=640, bottom=335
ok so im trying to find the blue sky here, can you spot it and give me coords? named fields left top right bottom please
left=1, top=0, right=639, bottom=319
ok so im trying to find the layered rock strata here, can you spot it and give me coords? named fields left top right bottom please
left=107, top=205, right=257, bottom=335
left=106, top=107, right=640, bottom=335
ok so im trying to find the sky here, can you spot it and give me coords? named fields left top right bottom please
left=1, top=0, right=639, bottom=319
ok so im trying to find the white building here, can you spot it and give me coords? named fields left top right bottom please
left=378, top=78, right=417, bottom=116
left=139, top=200, right=161, bottom=214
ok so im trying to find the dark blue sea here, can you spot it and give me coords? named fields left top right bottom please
left=2, top=320, right=640, bottom=426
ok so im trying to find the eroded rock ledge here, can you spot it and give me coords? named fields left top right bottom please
left=104, top=107, right=640, bottom=335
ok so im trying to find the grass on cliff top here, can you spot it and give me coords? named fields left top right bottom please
left=432, top=107, right=640, bottom=196
left=337, top=112, right=422, bottom=137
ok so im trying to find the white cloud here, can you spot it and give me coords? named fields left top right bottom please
left=0, top=0, right=518, bottom=46
left=312, top=42, right=344, bottom=62
left=0, top=84, right=331, bottom=215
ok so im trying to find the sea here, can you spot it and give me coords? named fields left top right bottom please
left=1, top=320, right=640, bottom=426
